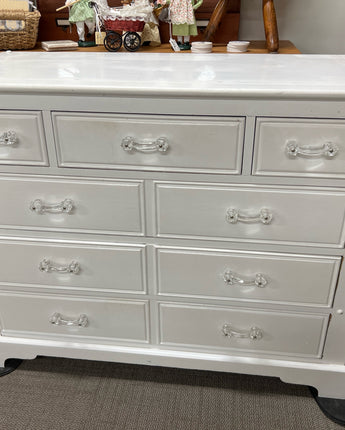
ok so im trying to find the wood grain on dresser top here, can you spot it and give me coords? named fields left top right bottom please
left=1, top=52, right=345, bottom=400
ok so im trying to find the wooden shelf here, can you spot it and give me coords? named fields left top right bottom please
left=34, top=40, right=300, bottom=54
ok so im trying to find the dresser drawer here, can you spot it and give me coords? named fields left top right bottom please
left=0, top=239, right=146, bottom=294
left=53, top=112, right=244, bottom=174
left=0, top=176, right=144, bottom=235
left=253, top=118, right=345, bottom=178
left=159, top=303, right=328, bottom=358
left=156, top=247, right=340, bottom=307
left=155, top=182, right=345, bottom=247
left=0, top=110, right=48, bottom=166
left=0, top=293, right=149, bottom=343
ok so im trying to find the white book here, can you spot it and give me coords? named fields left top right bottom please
left=41, top=40, right=79, bottom=52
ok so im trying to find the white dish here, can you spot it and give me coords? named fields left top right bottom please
left=227, top=40, right=250, bottom=53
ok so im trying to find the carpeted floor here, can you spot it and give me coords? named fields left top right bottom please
left=0, top=356, right=342, bottom=430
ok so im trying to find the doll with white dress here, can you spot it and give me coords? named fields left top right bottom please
left=169, top=0, right=203, bottom=50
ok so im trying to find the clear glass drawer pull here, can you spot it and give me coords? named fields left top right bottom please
left=39, top=258, right=80, bottom=274
left=0, top=130, right=17, bottom=146
left=49, top=312, right=88, bottom=327
left=285, top=140, right=339, bottom=159
left=121, top=136, right=169, bottom=153
left=223, top=270, right=268, bottom=288
left=30, top=198, right=74, bottom=214
left=226, top=208, right=273, bottom=224
left=222, top=323, right=263, bottom=340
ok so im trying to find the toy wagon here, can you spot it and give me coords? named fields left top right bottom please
left=94, top=0, right=156, bottom=52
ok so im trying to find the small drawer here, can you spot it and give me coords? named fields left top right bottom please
left=0, top=110, right=48, bottom=166
left=0, top=239, right=146, bottom=294
left=156, top=247, right=340, bottom=307
left=0, top=293, right=149, bottom=343
left=253, top=117, right=345, bottom=178
left=155, top=182, right=345, bottom=247
left=159, top=303, right=329, bottom=358
left=0, top=176, right=144, bottom=235
left=53, top=112, right=244, bottom=174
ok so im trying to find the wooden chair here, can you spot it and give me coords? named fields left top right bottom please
left=203, top=0, right=279, bottom=53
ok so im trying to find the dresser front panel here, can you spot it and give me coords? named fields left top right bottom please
left=253, top=118, right=345, bottom=178
left=53, top=112, right=245, bottom=174
left=0, top=293, right=149, bottom=343
left=0, top=240, right=147, bottom=294
left=2, top=52, right=345, bottom=400
left=155, top=182, right=345, bottom=247
left=159, top=303, right=328, bottom=358
left=156, top=247, right=341, bottom=307
left=0, top=110, right=48, bottom=166
left=0, top=176, right=144, bottom=235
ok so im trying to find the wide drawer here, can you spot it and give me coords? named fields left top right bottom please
left=0, top=293, right=149, bottom=343
left=156, top=247, right=340, bottom=307
left=0, top=239, right=146, bottom=294
left=53, top=112, right=245, bottom=174
left=0, top=176, right=144, bottom=235
left=159, top=303, right=329, bottom=358
left=155, top=182, right=345, bottom=247
left=253, top=117, right=345, bottom=178
left=0, top=110, right=48, bottom=166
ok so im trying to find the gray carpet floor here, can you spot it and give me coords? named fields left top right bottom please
left=0, top=356, right=343, bottom=430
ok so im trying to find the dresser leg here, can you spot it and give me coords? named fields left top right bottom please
left=0, top=359, right=22, bottom=377
left=310, top=387, right=345, bottom=426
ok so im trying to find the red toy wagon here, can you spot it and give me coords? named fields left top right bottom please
left=94, top=0, right=155, bottom=52
left=103, top=17, right=145, bottom=51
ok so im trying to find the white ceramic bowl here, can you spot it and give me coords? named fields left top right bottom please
left=192, top=41, right=213, bottom=47
left=227, top=40, right=250, bottom=52
left=191, top=41, right=213, bottom=53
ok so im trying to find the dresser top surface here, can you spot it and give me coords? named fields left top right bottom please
left=1, top=52, right=345, bottom=99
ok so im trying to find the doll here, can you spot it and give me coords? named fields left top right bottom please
left=65, top=0, right=96, bottom=47
left=169, top=0, right=203, bottom=50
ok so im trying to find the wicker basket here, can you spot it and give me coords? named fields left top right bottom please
left=0, top=10, right=40, bottom=50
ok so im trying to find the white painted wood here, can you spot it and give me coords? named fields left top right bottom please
left=158, top=302, right=328, bottom=358
left=0, top=176, right=144, bottom=235
left=2, top=53, right=345, bottom=100
left=253, top=118, right=345, bottom=178
left=0, top=53, right=344, bottom=398
left=53, top=112, right=245, bottom=174
left=156, top=247, right=340, bottom=307
left=155, top=182, right=345, bottom=247
left=0, top=293, right=149, bottom=343
left=0, top=239, right=146, bottom=294
left=0, top=110, right=48, bottom=166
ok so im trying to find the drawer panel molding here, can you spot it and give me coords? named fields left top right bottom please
left=156, top=247, right=341, bottom=307
left=0, top=176, right=144, bottom=235
left=0, top=110, right=48, bottom=166
left=53, top=112, right=245, bottom=174
left=0, top=240, right=147, bottom=294
left=0, top=293, right=149, bottom=343
left=159, top=303, right=329, bottom=358
left=154, top=182, right=345, bottom=247
left=253, top=117, right=345, bottom=178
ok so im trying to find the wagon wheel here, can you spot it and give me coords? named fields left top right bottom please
left=123, top=32, right=141, bottom=52
left=104, top=32, right=122, bottom=52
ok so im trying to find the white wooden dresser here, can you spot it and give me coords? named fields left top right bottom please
left=1, top=52, right=345, bottom=402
